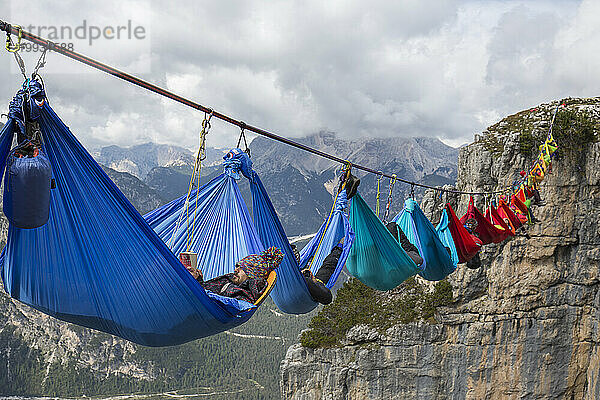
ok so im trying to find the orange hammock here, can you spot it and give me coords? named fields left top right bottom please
left=511, top=194, right=530, bottom=224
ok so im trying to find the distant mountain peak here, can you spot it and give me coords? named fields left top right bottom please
left=96, top=142, right=226, bottom=179
left=250, top=131, right=458, bottom=182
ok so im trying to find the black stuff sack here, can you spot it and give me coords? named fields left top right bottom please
left=3, top=141, right=53, bottom=229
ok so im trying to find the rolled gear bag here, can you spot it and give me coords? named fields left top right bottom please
left=3, top=141, right=53, bottom=229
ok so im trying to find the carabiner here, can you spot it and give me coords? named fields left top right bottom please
left=6, top=25, right=22, bottom=53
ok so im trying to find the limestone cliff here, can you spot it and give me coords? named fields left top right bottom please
left=280, top=99, right=600, bottom=399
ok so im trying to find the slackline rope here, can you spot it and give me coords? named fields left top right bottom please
left=0, top=20, right=528, bottom=196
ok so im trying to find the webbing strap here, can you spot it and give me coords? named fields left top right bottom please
left=375, top=172, right=383, bottom=218
left=382, top=174, right=397, bottom=223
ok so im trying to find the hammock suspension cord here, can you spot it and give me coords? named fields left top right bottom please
left=375, top=171, right=383, bottom=217
left=167, top=111, right=213, bottom=250
left=382, top=174, right=397, bottom=223
left=186, top=111, right=212, bottom=251
left=236, top=123, right=251, bottom=157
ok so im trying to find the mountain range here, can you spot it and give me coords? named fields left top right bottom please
left=97, top=132, right=458, bottom=235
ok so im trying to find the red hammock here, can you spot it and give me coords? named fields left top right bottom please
left=485, top=205, right=514, bottom=238
left=510, top=194, right=530, bottom=224
left=515, top=186, right=528, bottom=203
left=497, top=198, right=523, bottom=231
left=459, top=197, right=506, bottom=244
left=445, top=203, right=482, bottom=264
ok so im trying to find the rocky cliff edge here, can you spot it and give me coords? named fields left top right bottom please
left=280, top=98, right=600, bottom=400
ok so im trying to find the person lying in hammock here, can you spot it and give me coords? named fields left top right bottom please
left=185, top=247, right=283, bottom=304
left=289, top=172, right=360, bottom=305
left=385, top=221, right=424, bottom=267
left=292, top=240, right=343, bottom=305
left=464, top=218, right=482, bottom=269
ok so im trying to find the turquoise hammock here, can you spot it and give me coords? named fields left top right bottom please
left=249, top=175, right=355, bottom=314
left=435, top=208, right=460, bottom=266
left=392, top=199, right=456, bottom=281
left=0, top=81, right=278, bottom=346
left=346, top=193, right=421, bottom=291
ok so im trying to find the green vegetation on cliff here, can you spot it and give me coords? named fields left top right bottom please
left=553, top=108, right=598, bottom=155
left=300, top=277, right=453, bottom=349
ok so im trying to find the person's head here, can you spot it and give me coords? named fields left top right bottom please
left=232, top=266, right=249, bottom=285
left=235, top=246, right=284, bottom=282
left=465, top=218, right=478, bottom=231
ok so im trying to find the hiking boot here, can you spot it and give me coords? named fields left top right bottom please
left=345, top=173, right=360, bottom=199
left=466, top=254, right=482, bottom=270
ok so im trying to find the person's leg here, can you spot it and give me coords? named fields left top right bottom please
left=528, top=208, right=541, bottom=224
left=532, top=189, right=545, bottom=206
left=387, top=222, right=422, bottom=265
left=386, top=222, right=399, bottom=241
left=406, top=250, right=423, bottom=267
left=314, top=246, right=343, bottom=283
left=466, top=253, right=482, bottom=269
left=344, top=173, right=360, bottom=199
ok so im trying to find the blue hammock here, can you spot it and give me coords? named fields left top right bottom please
left=250, top=175, right=354, bottom=314
left=143, top=161, right=265, bottom=281
left=346, top=193, right=420, bottom=291
left=392, top=199, right=456, bottom=281
left=0, top=82, right=267, bottom=347
left=435, top=208, right=460, bottom=266
left=298, top=189, right=354, bottom=288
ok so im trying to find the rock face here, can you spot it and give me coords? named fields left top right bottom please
left=280, top=99, right=600, bottom=399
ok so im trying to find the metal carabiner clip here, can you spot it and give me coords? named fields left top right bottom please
left=6, top=25, right=22, bottom=53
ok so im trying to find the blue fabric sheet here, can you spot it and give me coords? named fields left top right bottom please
left=250, top=174, right=316, bottom=314
left=346, top=193, right=420, bottom=291
left=435, top=208, right=460, bottom=266
left=393, top=199, right=456, bottom=281
left=298, top=189, right=354, bottom=288
left=250, top=177, right=355, bottom=313
left=144, top=173, right=265, bottom=281
left=0, top=83, right=264, bottom=346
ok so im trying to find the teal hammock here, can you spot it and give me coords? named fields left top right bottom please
left=346, top=193, right=420, bottom=290
left=392, top=199, right=456, bottom=281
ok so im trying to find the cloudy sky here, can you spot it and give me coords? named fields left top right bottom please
left=2, top=0, right=598, bottom=151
